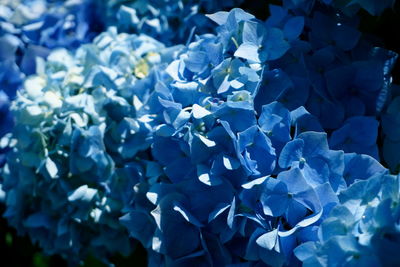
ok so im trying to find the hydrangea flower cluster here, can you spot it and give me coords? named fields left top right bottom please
left=0, top=0, right=399, bottom=266
left=0, top=0, right=247, bottom=157
left=0, top=0, right=102, bottom=94
left=0, top=0, right=103, bottom=168
left=295, top=172, right=400, bottom=266
left=1, top=27, right=181, bottom=263
left=267, top=1, right=397, bottom=159
left=117, top=7, right=395, bottom=265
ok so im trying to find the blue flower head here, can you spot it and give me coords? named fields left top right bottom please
left=1, top=2, right=398, bottom=266
left=234, top=20, right=290, bottom=63
left=238, top=165, right=339, bottom=265
left=279, top=131, right=346, bottom=191
left=295, top=173, right=400, bottom=267
left=1, top=28, right=175, bottom=263
left=0, top=0, right=106, bottom=170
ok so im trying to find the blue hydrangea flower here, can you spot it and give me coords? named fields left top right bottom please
left=329, top=116, right=379, bottom=159
left=1, top=1, right=398, bottom=266
left=279, top=131, right=346, bottom=191
left=0, top=0, right=104, bottom=170
left=124, top=2, right=396, bottom=264
left=263, top=2, right=398, bottom=135
left=0, top=28, right=177, bottom=263
left=116, top=6, right=399, bottom=265
left=234, top=20, right=290, bottom=63
left=295, top=173, right=400, bottom=267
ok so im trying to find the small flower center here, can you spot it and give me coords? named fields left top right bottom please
left=299, top=157, right=306, bottom=168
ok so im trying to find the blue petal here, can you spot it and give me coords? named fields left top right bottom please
left=283, top=16, right=304, bottom=41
